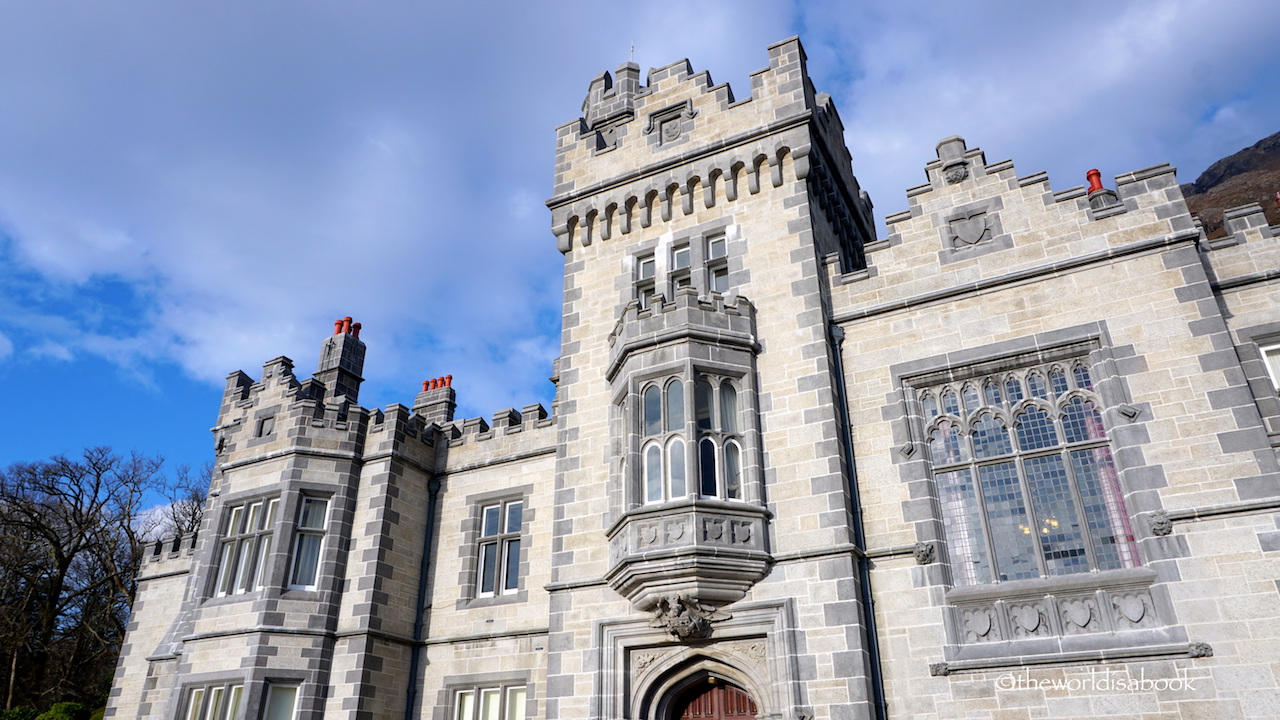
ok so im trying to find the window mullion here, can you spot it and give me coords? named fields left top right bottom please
left=1014, top=454, right=1050, bottom=579
left=971, top=459, right=1003, bottom=584
left=1061, top=447, right=1102, bottom=570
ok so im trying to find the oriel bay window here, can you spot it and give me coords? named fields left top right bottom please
left=214, top=497, right=278, bottom=596
left=640, top=375, right=743, bottom=503
left=920, top=359, right=1139, bottom=586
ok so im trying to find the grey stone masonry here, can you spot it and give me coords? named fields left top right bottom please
left=109, top=37, right=1280, bottom=720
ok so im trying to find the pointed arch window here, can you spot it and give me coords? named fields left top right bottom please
left=920, top=360, right=1138, bottom=586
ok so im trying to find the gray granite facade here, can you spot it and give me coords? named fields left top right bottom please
left=108, top=37, right=1280, bottom=720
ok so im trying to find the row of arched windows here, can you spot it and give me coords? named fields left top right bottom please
left=640, top=377, right=743, bottom=503
left=920, top=362, right=1094, bottom=422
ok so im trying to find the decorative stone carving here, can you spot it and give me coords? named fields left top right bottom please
left=644, top=100, right=698, bottom=147
left=1112, top=592, right=1154, bottom=627
left=665, top=519, right=687, bottom=543
left=649, top=594, right=731, bottom=641
left=640, top=523, right=660, bottom=546
left=948, top=210, right=991, bottom=248
left=703, top=518, right=726, bottom=542
left=929, top=662, right=950, bottom=677
left=1060, top=598, right=1097, bottom=634
left=631, top=649, right=665, bottom=673
left=962, top=608, right=997, bottom=642
left=1188, top=642, right=1214, bottom=658
left=1149, top=509, right=1172, bottom=537
left=943, top=161, right=969, bottom=184
left=1009, top=603, right=1049, bottom=638
left=726, top=640, right=766, bottom=662
left=913, top=542, right=935, bottom=565
left=604, top=501, right=771, bottom=610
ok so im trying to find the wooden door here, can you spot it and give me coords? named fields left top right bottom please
left=674, top=680, right=757, bottom=719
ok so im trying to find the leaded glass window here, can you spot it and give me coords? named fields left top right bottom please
left=919, top=359, right=1138, bottom=586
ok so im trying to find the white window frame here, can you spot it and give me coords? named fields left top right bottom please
left=183, top=681, right=243, bottom=720
left=213, top=498, right=278, bottom=597
left=262, top=683, right=299, bottom=720
left=454, top=685, right=527, bottom=720
left=477, top=500, right=523, bottom=597
left=705, top=232, right=729, bottom=295
left=1261, top=343, right=1280, bottom=391
left=639, top=375, right=743, bottom=504
left=289, top=496, right=329, bottom=590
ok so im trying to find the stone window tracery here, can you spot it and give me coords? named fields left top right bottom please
left=918, top=359, right=1138, bottom=586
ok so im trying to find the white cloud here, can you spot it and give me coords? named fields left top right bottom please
left=0, top=0, right=1277, bottom=423
left=0, top=332, right=12, bottom=361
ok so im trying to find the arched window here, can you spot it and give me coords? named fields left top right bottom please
left=665, top=380, right=685, bottom=432
left=645, top=443, right=663, bottom=504
left=638, top=375, right=747, bottom=503
left=919, top=359, right=1138, bottom=585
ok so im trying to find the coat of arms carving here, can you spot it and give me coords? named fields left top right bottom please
left=949, top=210, right=991, bottom=248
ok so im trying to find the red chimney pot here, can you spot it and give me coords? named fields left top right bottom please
left=1086, top=169, right=1103, bottom=194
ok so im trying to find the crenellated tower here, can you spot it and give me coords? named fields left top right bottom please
left=542, top=37, right=882, bottom=720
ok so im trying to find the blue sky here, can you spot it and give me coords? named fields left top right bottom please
left=2, top=0, right=1278, bottom=475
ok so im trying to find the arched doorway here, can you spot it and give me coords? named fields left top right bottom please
left=670, top=679, right=758, bottom=719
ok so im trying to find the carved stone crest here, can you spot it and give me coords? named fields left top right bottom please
left=943, top=161, right=969, bottom=184
left=1062, top=598, right=1095, bottom=632
left=1114, top=593, right=1148, bottom=625
left=913, top=542, right=935, bottom=565
left=703, top=518, right=725, bottom=542
left=948, top=210, right=991, bottom=247
left=649, top=594, right=731, bottom=641
left=1011, top=605, right=1044, bottom=636
left=963, top=608, right=994, bottom=640
left=640, top=524, right=659, bottom=546
left=929, top=662, right=950, bottom=676
left=644, top=100, right=698, bottom=147
left=1188, top=642, right=1214, bottom=658
left=666, top=520, right=686, bottom=542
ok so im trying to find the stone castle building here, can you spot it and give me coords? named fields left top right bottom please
left=108, top=38, right=1280, bottom=720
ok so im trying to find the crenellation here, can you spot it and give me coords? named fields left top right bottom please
left=113, top=36, right=1280, bottom=720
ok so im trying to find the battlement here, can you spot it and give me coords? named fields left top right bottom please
left=547, top=38, right=873, bottom=270
left=138, top=532, right=197, bottom=580
left=606, top=288, right=757, bottom=381
left=880, top=137, right=1186, bottom=237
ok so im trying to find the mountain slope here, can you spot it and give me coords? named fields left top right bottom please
left=1181, top=131, right=1280, bottom=238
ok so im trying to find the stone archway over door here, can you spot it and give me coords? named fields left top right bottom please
left=672, top=680, right=758, bottom=719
